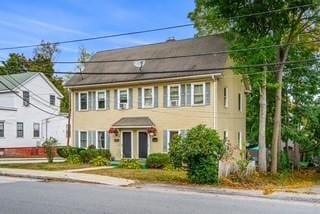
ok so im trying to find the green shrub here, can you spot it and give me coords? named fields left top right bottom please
left=42, top=137, right=58, bottom=163
left=66, top=154, right=82, bottom=165
left=119, top=159, right=141, bottom=169
left=280, top=151, right=291, bottom=172
left=146, top=153, right=170, bottom=169
left=169, top=124, right=225, bottom=184
left=56, top=146, right=85, bottom=158
left=89, top=156, right=110, bottom=166
left=79, top=149, right=112, bottom=163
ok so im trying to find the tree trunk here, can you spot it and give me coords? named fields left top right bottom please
left=258, top=67, right=267, bottom=173
left=271, top=45, right=290, bottom=174
left=293, top=143, right=300, bottom=169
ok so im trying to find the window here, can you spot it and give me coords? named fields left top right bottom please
left=142, top=87, right=154, bottom=108
left=17, top=122, right=24, bottom=138
left=96, top=91, right=106, bottom=110
left=223, top=130, right=228, bottom=143
left=33, top=123, right=40, bottom=138
left=192, top=83, right=205, bottom=105
left=238, top=93, right=242, bottom=112
left=50, top=95, right=55, bottom=106
left=118, top=89, right=129, bottom=109
left=167, top=130, right=180, bottom=150
left=79, top=92, right=88, bottom=110
left=223, top=87, right=228, bottom=108
left=0, top=121, right=4, bottom=137
left=238, top=131, right=242, bottom=150
left=23, top=91, right=30, bottom=106
left=97, top=131, right=106, bottom=149
left=168, top=85, right=180, bottom=107
left=79, top=131, right=88, bottom=148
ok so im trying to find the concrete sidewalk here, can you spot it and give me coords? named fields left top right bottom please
left=0, top=168, right=134, bottom=186
left=0, top=157, right=65, bottom=164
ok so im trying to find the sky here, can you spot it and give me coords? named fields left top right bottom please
left=0, top=0, right=195, bottom=73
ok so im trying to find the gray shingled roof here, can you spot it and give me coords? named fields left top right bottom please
left=112, top=117, right=155, bottom=127
left=65, top=35, right=227, bottom=87
left=0, top=72, right=37, bottom=92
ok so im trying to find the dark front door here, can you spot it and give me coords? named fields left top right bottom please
left=122, top=132, right=132, bottom=158
left=138, top=132, right=148, bottom=158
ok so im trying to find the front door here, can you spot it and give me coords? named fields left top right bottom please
left=138, top=132, right=148, bottom=159
left=122, top=132, right=132, bottom=158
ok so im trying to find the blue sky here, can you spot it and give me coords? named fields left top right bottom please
left=0, top=0, right=195, bottom=72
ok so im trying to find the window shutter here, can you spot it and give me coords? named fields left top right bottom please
left=186, top=84, right=191, bottom=106
left=163, top=130, right=168, bottom=152
left=92, top=131, right=96, bottom=147
left=205, top=82, right=211, bottom=105
left=106, top=90, right=110, bottom=110
left=88, top=131, right=93, bottom=146
left=163, top=86, right=168, bottom=107
left=88, top=92, right=93, bottom=111
left=75, top=93, right=79, bottom=111
left=138, top=88, right=142, bottom=109
left=129, top=88, right=133, bottom=109
left=92, top=91, right=96, bottom=110
left=114, top=90, right=118, bottom=110
left=180, top=84, right=185, bottom=106
left=106, top=133, right=110, bottom=150
left=74, top=130, right=79, bottom=147
left=154, top=86, right=158, bottom=108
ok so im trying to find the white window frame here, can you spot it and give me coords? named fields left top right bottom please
left=33, top=123, right=40, bottom=138
left=238, top=131, right=242, bottom=150
left=191, top=82, right=205, bottom=106
left=167, top=129, right=181, bottom=150
left=238, top=93, right=243, bottom=112
left=17, top=122, right=24, bottom=138
left=96, top=90, right=107, bottom=110
left=142, top=87, right=154, bottom=108
left=49, top=95, right=55, bottom=106
left=22, top=91, right=30, bottom=107
left=224, top=87, right=229, bottom=108
left=79, top=131, right=88, bottom=148
left=118, top=88, right=129, bottom=110
left=0, top=121, right=4, bottom=138
left=79, top=92, right=88, bottom=111
left=96, top=130, right=107, bottom=149
left=168, top=84, right=181, bottom=107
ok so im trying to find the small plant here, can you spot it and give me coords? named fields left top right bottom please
left=66, top=154, right=82, bottom=165
left=42, top=137, right=58, bottom=163
left=118, top=159, right=141, bottom=169
left=89, top=156, right=110, bottom=166
left=146, top=153, right=170, bottom=169
left=79, top=149, right=112, bottom=163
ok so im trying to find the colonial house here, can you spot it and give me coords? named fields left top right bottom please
left=65, top=35, right=249, bottom=160
left=0, top=72, right=68, bottom=157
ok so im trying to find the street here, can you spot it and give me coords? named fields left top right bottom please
left=0, top=176, right=319, bottom=214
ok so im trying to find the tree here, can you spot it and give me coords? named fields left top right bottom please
left=42, top=137, right=58, bottom=163
left=190, top=0, right=320, bottom=173
left=76, top=46, right=91, bottom=72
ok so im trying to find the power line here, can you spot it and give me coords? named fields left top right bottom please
left=0, top=4, right=316, bottom=51
left=0, top=80, right=60, bottom=116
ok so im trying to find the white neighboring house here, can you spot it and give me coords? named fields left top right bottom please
left=0, top=72, right=68, bottom=157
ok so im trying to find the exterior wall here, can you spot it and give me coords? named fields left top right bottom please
left=70, top=73, right=246, bottom=160
left=0, top=74, right=68, bottom=153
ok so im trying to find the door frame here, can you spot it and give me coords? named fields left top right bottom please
left=120, top=130, right=133, bottom=159
left=137, top=130, right=150, bottom=159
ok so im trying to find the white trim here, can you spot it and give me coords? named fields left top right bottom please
left=117, top=88, right=129, bottom=110
left=137, top=130, right=150, bottom=158
left=66, top=74, right=222, bottom=89
left=191, top=82, right=205, bottom=106
left=79, top=91, right=89, bottom=111
left=213, top=79, right=218, bottom=129
left=96, top=130, right=107, bottom=149
left=224, top=87, right=229, bottom=108
left=142, top=86, right=154, bottom=108
left=167, top=129, right=181, bottom=151
left=238, top=131, right=242, bottom=150
left=79, top=130, right=88, bottom=148
left=167, top=84, right=181, bottom=107
left=96, top=90, right=107, bottom=110
left=121, top=130, right=133, bottom=159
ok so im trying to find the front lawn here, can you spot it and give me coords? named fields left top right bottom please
left=0, top=162, right=92, bottom=171
left=84, top=168, right=190, bottom=184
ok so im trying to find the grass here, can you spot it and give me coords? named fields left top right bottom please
left=0, top=162, right=92, bottom=171
left=84, top=168, right=190, bottom=184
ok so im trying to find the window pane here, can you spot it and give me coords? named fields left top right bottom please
left=17, top=122, right=23, bottom=138
left=0, top=122, right=4, bottom=137
left=97, top=132, right=105, bottom=149
left=33, top=123, right=40, bottom=138
left=169, top=86, right=179, bottom=106
left=50, top=95, right=55, bottom=105
left=119, top=90, right=128, bottom=103
left=80, top=93, right=87, bottom=110
left=80, top=132, right=87, bottom=148
left=193, top=84, right=204, bottom=104
left=23, top=91, right=30, bottom=106
left=169, top=131, right=179, bottom=142
left=98, top=92, right=105, bottom=109
left=144, top=88, right=153, bottom=107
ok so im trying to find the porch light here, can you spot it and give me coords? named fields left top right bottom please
left=146, top=127, right=157, bottom=137
left=108, top=128, right=119, bottom=136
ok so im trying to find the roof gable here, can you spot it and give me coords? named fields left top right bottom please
left=0, top=72, right=37, bottom=92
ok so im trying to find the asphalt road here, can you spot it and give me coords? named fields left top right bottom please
left=0, top=176, right=319, bottom=214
